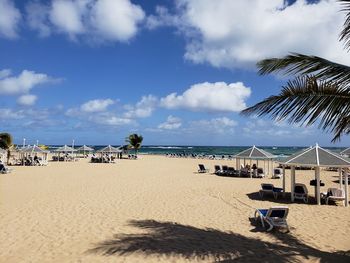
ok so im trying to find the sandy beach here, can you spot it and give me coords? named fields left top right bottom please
left=1, top=155, right=350, bottom=262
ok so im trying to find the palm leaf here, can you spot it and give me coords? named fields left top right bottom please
left=339, top=0, right=350, bottom=50
left=241, top=76, right=350, bottom=142
left=257, top=53, right=350, bottom=85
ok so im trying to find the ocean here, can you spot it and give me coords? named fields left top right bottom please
left=47, top=145, right=347, bottom=157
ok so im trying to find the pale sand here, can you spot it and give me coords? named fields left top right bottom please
left=1, top=155, right=350, bottom=262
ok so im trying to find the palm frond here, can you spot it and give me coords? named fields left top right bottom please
left=241, top=76, right=350, bottom=141
left=332, top=115, right=350, bottom=142
left=257, top=53, right=350, bottom=85
left=339, top=0, right=350, bottom=51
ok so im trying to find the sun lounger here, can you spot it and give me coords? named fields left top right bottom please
left=239, top=168, right=250, bottom=177
left=294, top=183, right=308, bottom=203
left=321, top=188, right=346, bottom=206
left=227, top=167, right=239, bottom=177
left=254, top=206, right=289, bottom=232
left=259, top=183, right=283, bottom=199
left=214, top=165, right=222, bottom=175
left=198, top=164, right=209, bottom=173
left=254, top=168, right=265, bottom=178
left=272, top=168, right=283, bottom=179
left=0, top=163, right=11, bottom=174
left=217, top=165, right=229, bottom=176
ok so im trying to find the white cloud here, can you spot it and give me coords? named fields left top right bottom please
left=242, top=118, right=315, bottom=138
left=26, top=1, right=52, bottom=37
left=0, top=108, right=25, bottom=119
left=17, top=94, right=38, bottom=106
left=124, top=95, right=158, bottom=118
left=0, top=69, right=11, bottom=78
left=150, top=0, right=348, bottom=69
left=189, top=117, right=237, bottom=134
left=160, top=82, right=251, bottom=112
left=26, top=0, right=145, bottom=43
left=0, top=69, right=57, bottom=95
left=88, top=112, right=133, bottom=126
left=158, top=115, right=182, bottom=130
left=0, top=0, right=21, bottom=39
left=50, top=0, right=85, bottom=37
left=80, top=98, right=114, bottom=113
left=91, top=0, right=145, bottom=42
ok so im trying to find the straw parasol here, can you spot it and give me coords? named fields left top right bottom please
left=234, top=145, right=275, bottom=176
left=279, top=144, right=350, bottom=206
left=97, top=145, right=121, bottom=154
left=77, top=145, right=94, bottom=156
left=55, top=145, right=77, bottom=153
left=20, top=145, right=49, bottom=164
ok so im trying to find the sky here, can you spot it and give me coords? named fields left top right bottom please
left=0, top=0, right=349, bottom=147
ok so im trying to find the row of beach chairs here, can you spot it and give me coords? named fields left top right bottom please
left=167, top=153, right=235, bottom=160
left=260, top=183, right=346, bottom=206
left=198, top=164, right=283, bottom=179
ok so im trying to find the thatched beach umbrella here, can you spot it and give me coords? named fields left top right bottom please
left=55, top=145, right=77, bottom=161
left=55, top=145, right=77, bottom=153
left=21, top=145, right=49, bottom=164
left=97, top=145, right=120, bottom=154
left=279, top=144, right=350, bottom=206
left=97, top=145, right=121, bottom=163
left=234, top=145, right=275, bottom=177
left=77, top=145, right=94, bottom=156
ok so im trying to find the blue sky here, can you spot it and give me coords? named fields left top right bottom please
left=0, top=0, right=349, bottom=147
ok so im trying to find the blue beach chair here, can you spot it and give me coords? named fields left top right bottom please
left=254, top=206, right=289, bottom=232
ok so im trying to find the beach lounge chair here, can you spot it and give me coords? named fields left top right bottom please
left=272, top=168, right=283, bottom=179
left=214, top=165, right=222, bottom=175
left=294, top=183, right=308, bottom=203
left=321, top=188, right=346, bottom=206
left=198, top=164, right=209, bottom=173
left=259, top=183, right=283, bottom=199
left=221, top=165, right=229, bottom=176
left=254, top=168, right=265, bottom=178
left=254, top=206, right=289, bottom=232
left=0, top=163, right=11, bottom=174
left=239, top=168, right=250, bottom=177
left=227, top=167, right=239, bottom=177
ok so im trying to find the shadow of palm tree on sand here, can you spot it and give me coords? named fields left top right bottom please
left=88, top=220, right=349, bottom=262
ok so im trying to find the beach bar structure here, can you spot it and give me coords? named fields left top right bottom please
left=279, top=144, right=350, bottom=206
left=234, top=145, right=275, bottom=177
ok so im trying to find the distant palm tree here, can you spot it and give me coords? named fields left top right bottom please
left=242, top=0, right=350, bottom=142
left=0, top=133, right=13, bottom=164
left=126, top=134, right=143, bottom=157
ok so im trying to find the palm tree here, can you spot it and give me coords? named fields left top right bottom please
left=0, top=133, right=13, bottom=165
left=241, top=0, right=350, bottom=142
left=125, top=134, right=143, bottom=157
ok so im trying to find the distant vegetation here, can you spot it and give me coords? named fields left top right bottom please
left=0, top=132, right=13, bottom=164
left=126, top=134, right=143, bottom=156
